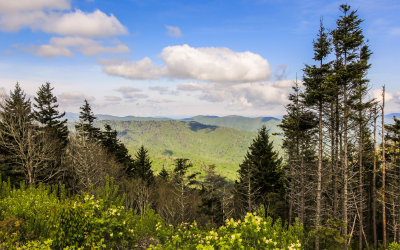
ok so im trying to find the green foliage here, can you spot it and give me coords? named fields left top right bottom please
left=150, top=210, right=304, bottom=249
left=49, top=193, right=135, bottom=249
left=389, top=242, right=400, bottom=250
left=0, top=183, right=60, bottom=241
left=307, top=218, right=348, bottom=249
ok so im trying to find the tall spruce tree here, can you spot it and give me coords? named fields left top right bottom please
left=75, top=99, right=100, bottom=140
left=332, top=5, right=366, bottom=247
left=303, top=20, right=331, bottom=249
left=33, top=82, right=68, bottom=148
left=132, top=145, right=154, bottom=185
left=280, top=81, right=317, bottom=225
left=235, top=125, right=283, bottom=217
left=101, top=124, right=134, bottom=176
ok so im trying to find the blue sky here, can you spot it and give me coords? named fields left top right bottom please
left=0, top=0, right=399, bottom=117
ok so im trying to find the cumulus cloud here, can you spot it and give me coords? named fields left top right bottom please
left=165, top=25, right=182, bottom=37
left=102, top=57, right=166, bottom=80
left=161, top=45, right=271, bottom=83
left=59, top=92, right=95, bottom=106
left=101, top=44, right=271, bottom=83
left=33, top=36, right=129, bottom=57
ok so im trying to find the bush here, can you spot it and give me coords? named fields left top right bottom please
left=49, top=193, right=135, bottom=249
left=150, top=208, right=304, bottom=249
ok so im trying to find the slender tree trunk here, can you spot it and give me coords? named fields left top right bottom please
left=300, top=155, right=305, bottom=225
left=359, top=109, right=364, bottom=250
left=343, top=83, right=349, bottom=249
left=382, top=85, right=387, bottom=248
left=316, top=102, right=323, bottom=250
left=373, top=108, right=378, bottom=248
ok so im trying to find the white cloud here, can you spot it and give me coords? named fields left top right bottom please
left=101, top=44, right=271, bottom=83
left=161, top=44, right=271, bottom=83
left=0, top=0, right=128, bottom=39
left=59, top=92, right=95, bottom=106
left=102, top=57, right=166, bottom=80
left=0, top=0, right=70, bottom=13
left=42, top=10, right=127, bottom=38
left=165, top=25, right=182, bottom=37
left=28, top=36, right=130, bottom=57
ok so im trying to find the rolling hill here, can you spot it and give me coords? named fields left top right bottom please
left=184, top=115, right=282, bottom=133
left=93, top=120, right=283, bottom=180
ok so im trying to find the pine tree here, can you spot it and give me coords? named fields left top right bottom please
left=132, top=145, right=154, bottom=185
left=280, top=81, right=317, bottom=225
left=199, top=164, right=227, bottom=226
left=75, top=99, right=100, bottom=140
left=303, top=20, right=331, bottom=249
left=33, top=82, right=68, bottom=148
left=158, top=165, right=169, bottom=181
left=235, top=125, right=283, bottom=216
left=332, top=5, right=367, bottom=247
left=101, top=124, right=134, bottom=176
left=33, top=82, right=69, bottom=183
left=0, top=84, right=58, bottom=184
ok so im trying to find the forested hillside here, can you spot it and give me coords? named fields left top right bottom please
left=94, top=120, right=282, bottom=179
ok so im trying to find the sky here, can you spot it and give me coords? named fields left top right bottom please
left=0, top=0, right=400, bottom=118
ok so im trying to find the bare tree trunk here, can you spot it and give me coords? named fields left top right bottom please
left=343, top=83, right=349, bottom=249
left=382, top=85, right=387, bottom=248
left=315, top=102, right=323, bottom=250
left=373, top=107, right=378, bottom=248
left=358, top=94, right=364, bottom=250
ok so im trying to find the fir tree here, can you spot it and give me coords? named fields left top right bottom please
left=75, top=99, right=100, bottom=140
left=33, top=82, right=68, bottom=148
left=132, top=145, right=154, bottom=185
left=235, top=125, right=283, bottom=216
left=101, top=124, right=134, bottom=176
left=158, top=165, right=169, bottom=181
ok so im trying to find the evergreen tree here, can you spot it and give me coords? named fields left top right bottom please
left=101, top=124, right=134, bottom=176
left=158, top=165, right=169, bottom=181
left=303, top=20, right=331, bottom=249
left=33, top=82, right=69, bottom=183
left=280, top=82, right=317, bottom=225
left=75, top=99, right=100, bottom=140
left=199, top=164, right=227, bottom=226
left=132, top=145, right=154, bottom=185
left=235, top=125, right=283, bottom=216
left=33, top=82, right=68, bottom=148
